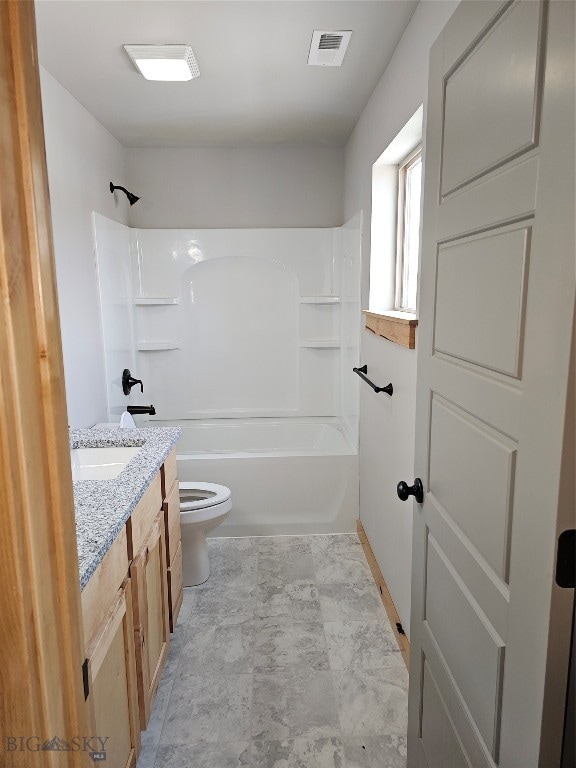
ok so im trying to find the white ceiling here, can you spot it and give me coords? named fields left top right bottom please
left=35, top=0, right=418, bottom=148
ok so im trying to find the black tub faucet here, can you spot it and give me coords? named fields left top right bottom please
left=122, top=369, right=143, bottom=395
left=127, top=405, right=156, bottom=416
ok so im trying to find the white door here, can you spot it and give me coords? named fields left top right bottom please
left=406, top=2, right=575, bottom=767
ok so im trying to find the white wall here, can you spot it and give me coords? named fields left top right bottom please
left=344, top=0, right=459, bottom=637
left=125, top=147, right=344, bottom=229
left=40, top=68, right=130, bottom=428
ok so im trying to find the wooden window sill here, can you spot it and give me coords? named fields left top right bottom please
left=363, top=310, right=418, bottom=349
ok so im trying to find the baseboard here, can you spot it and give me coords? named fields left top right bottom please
left=357, top=519, right=410, bottom=669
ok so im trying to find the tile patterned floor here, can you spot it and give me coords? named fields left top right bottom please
left=137, top=534, right=408, bottom=768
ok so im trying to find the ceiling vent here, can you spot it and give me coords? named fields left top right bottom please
left=307, top=30, right=352, bottom=67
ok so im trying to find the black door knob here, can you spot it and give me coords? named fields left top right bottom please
left=397, top=478, right=424, bottom=504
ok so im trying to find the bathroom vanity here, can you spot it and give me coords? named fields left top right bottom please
left=71, top=427, right=181, bottom=768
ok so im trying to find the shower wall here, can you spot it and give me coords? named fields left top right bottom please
left=92, top=214, right=135, bottom=419
left=337, top=213, right=363, bottom=447
left=94, top=215, right=362, bottom=435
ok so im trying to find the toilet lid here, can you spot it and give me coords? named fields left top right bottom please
left=179, top=482, right=231, bottom=511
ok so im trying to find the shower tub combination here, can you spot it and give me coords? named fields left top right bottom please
left=95, top=220, right=363, bottom=534
left=146, top=418, right=359, bottom=537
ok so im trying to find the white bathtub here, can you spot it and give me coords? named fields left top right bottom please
left=146, top=418, right=359, bottom=537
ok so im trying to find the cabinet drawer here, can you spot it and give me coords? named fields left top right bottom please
left=163, top=480, right=181, bottom=565
left=82, top=527, right=129, bottom=647
left=128, top=473, right=162, bottom=559
left=161, top=448, right=178, bottom=499
left=168, top=541, right=183, bottom=633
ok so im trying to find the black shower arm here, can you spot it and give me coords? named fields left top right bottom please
left=110, top=182, right=131, bottom=196
left=110, top=182, right=140, bottom=206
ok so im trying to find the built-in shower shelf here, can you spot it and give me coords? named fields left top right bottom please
left=300, top=340, right=341, bottom=349
left=136, top=341, right=181, bottom=351
left=299, top=296, right=340, bottom=304
left=133, top=298, right=180, bottom=305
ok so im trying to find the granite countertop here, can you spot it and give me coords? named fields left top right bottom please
left=71, top=427, right=181, bottom=590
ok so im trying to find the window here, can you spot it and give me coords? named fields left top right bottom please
left=368, top=105, right=423, bottom=337
left=395, top=147, right=422, bottom=312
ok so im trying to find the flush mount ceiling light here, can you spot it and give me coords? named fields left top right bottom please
left=124, top=44, right=200, bottom=81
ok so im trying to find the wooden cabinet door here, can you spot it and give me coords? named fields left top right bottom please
left=131, top=514, right=170, bottom=729
left=85, top=579, right=140, bottom=768
left=163, top=480, right=183, bottom=631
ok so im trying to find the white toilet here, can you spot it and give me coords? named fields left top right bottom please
left=179, top=482, right=232, bottom=586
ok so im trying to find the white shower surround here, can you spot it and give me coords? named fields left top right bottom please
left=94, top=215, right=362, bottom=535
left=130, top=223, right=360, bottom=429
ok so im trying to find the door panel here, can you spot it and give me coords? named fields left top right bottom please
left=434, top=226, right=530, bottom=377
left=409, top=1, right=575, bottom=766
left=429, top=395, right=516, bottom=579
left=421, top=663, right=470, bottom=768
left=425, top=537, right=504, bottom=754
left=437, top=154, right=539, bottom=241
left=429, top=356, right=521, bottom=440
left=441, top=0, right=543, bottom=196
left=421, top=625, right=496, bottom=768
left=424, top=498, right=509, bottom=643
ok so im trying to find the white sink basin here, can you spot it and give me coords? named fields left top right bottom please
left=70, top=447, right=141, bottom=481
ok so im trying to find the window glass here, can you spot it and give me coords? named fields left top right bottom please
left=396, top=150, right=422, bottom=312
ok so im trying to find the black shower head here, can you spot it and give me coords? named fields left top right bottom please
left=110, top=182, right=140, bottom=206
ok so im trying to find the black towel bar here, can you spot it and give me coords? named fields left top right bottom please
left=352, top=365, right=393, bottom=396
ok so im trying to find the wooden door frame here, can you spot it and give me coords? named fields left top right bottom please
left=0, top=2, right=91, bottom=764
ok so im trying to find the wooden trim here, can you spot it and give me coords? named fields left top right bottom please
left=81, top=527, right=129, bottom=647
left=163, top=479, right=181, bottom=564
left=127, top=473, right=162, bottom=558
left=169, top=574, right=184, bottom=633
left=0, top=1, right=90, bottom=757
left=364, top=310, right=418, bottom=349
left=161, top=449, right=178, bottom=499
left=168, top=540, right=184, bottom=632
left=357, top=520, right=410, bottom=668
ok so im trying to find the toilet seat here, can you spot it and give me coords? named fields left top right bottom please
left=179, top=482, right=231, bottom=511
left=178, top=482, right=232, bottom=585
